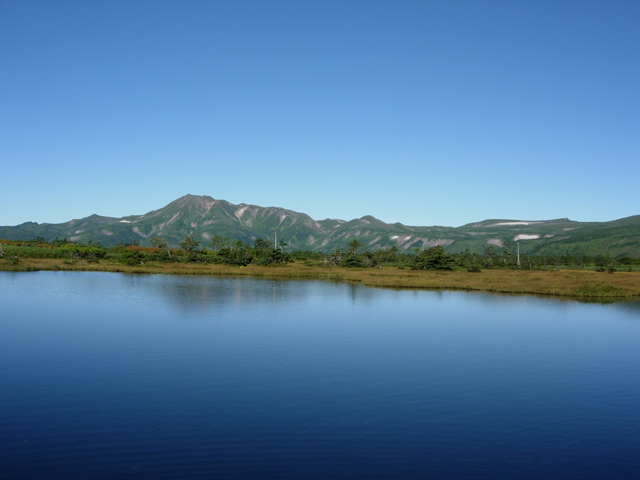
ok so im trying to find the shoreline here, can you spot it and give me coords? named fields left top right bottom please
left=2, top=258, right=640, bottom=300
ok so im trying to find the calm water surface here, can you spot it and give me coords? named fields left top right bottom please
left=1, top=272, right=639, bottom=479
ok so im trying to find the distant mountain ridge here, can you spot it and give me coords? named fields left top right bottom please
left=2, top=194, right=640, bottom=256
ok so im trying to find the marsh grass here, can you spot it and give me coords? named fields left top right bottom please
left=574, top=283, right=627, bottom=297
left=2, top=259, right=640, bottom=299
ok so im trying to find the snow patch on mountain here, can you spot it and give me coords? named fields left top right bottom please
left=514, top=234, right=540, bottom=241
left=392, top=235, right=413, bottom=246
left=488, top=221, right=543, bottom=227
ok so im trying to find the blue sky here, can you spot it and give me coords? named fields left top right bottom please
left=1, top=0, right=638, bottom=227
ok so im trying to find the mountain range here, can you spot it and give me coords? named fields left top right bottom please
left=2, top=194, right=639, bottom=256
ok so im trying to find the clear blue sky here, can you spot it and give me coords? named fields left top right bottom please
left=1, top=0, right=638, bottom=227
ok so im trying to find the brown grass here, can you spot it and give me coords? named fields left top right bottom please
left=2, top=259, right=640, bottom=299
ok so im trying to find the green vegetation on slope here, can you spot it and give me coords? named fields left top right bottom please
left=2, top=195, right=640, bottom=257
left=3, top=235, right=640, bottom=274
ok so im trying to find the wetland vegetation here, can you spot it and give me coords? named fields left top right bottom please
left=2, top=236, right=640, bottom=299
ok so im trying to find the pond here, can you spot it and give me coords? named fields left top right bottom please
left=1, top=272, right=639, bottom=479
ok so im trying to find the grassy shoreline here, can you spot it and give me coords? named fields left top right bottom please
left=3, top=258, right=640, bottom=300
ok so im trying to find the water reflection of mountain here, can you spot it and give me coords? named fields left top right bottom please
left=112, top=274, right=640, bottom=316
left=115, top=274, right=383, bottom=314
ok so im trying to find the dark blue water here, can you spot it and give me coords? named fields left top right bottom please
left=1, top=272, right=639, bottom=479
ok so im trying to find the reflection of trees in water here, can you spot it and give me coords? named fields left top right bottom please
left=115, top=276, right=286, bottom=313
left=116, top=275, right=370, bottom=314
left=466, top=290, right=638, bottom=309
left=115, top=274, right=383, bottom=314
left=614, top=299, right=640, bottom=317
left=114, top=274, right=640, bottom=317
left=348, top=283, right=380, bottom=305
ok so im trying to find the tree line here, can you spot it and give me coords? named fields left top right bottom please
left=1, top=236, right=639, bottom=271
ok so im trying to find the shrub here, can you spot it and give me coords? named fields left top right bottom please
left=5, top=255, right=20, bottom=265
left=412, top=246, right=455, bottom=271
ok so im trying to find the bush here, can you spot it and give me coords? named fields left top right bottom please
left=341, top=255, right=367, bottom=268
left=412, top=246, right=455, bottom=271
left=253, top=249, right=291, bottom=266
left=5, top=255, right=20, bottom=265
left=121, top=251, right=145, bottom=266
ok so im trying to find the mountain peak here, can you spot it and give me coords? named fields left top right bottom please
left=1, top=195, right=639, bottom=256
left=177, top=193, right=215, bottom=202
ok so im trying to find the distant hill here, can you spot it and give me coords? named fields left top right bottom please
left=2, top=194, right=640, bottom=256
